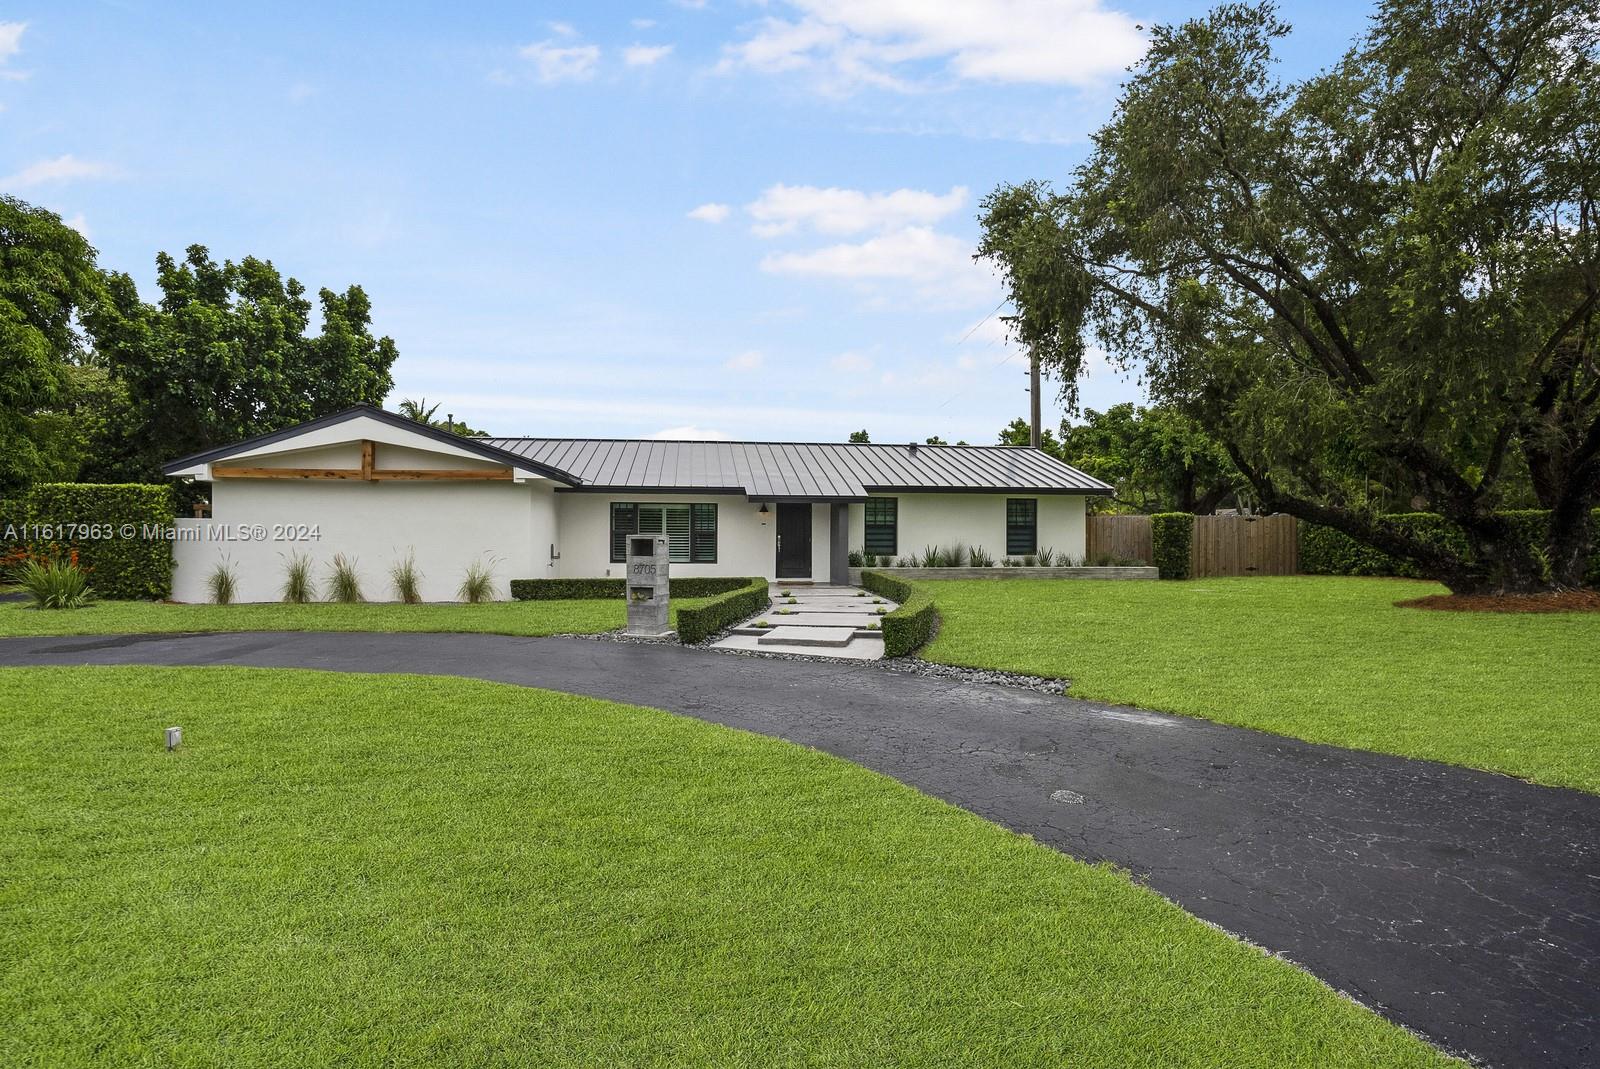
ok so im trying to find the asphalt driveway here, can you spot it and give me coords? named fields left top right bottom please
left=1, top=631, right=1596, bottom=1068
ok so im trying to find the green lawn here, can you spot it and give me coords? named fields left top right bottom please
left=0, top=595, right=715, bottom=638
left=0, top=666, right=1455, bottom=1068
left=921, top=576, right=1600, bottom=793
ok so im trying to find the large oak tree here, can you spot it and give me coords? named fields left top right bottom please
left=979, top=0, right=1599, bottom=593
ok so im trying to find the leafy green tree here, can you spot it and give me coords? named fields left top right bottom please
left=978, top=1, right=1600, bottom=593
left=88, top=246, right=398, bottom=477
left=0, top=197, right=106, bottom=494
left=847, top=429, right=871, bottom=443
left=997, top=417, right=1064, bottom=458
left=1057, top=405, right=1242, bottom=514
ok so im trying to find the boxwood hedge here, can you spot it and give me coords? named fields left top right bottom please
left=1150, top=512, right=1194, bottom=580
left=9, top=484, right=176, bottom=599
left=675, top=578, right=769, bottom=644
left=510, top=576, right=757, bottom=600
left=859, top=570, right=940, bottom=657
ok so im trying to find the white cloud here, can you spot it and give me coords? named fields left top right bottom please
left=719, top=0, right=1145, bottom=93
left=648, top=425, right=732, bottom=440
left=2, top=154, right=119, bottom=189
left=0, top=22, right=27, bottom=81
left=761, top=225, right=996, bottom=303
left=747, top=183, right=965, bottom=237
left=761, top=225, right=968, bottom=282
left=725, top=349, right=764, bottom=371
left=0, top=21, right=24, bottom=63
left=547, top=21, right=578, bottom=37
left=831, top=351, right=874, bottom=373
left=632, top=18, right=658, bottom=30
left=688, top=201, right=731, bottom=223
left=519, top=40, right=601, bottom=83
left=623, top=43, right=673, bottom=67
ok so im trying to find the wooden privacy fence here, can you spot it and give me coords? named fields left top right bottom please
left=1087, top=513, right=1300, bottom=577
left=1084, top=514, right=1153, bottom=565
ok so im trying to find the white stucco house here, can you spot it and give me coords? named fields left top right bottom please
left=163, top=405, right=1114, bottom=602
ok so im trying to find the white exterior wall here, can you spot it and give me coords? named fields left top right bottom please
left=555, top=493, right=832, bottom=581
left=847, top=493, right=1088, bottom=562
left=172, top=479, right=556, bottom=603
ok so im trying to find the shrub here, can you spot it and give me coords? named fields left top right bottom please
left=1022, top=554, right=1036, bottom=567
left=281, top=552, right=317, bottom=604
left=859, top=570, right=939, bottom=657
left=676, top=578, right=768, bottom=643
left=13, top=483, right=175, bottom=599
left=1298, top=509, right=1600, bottom=583
left=389, top=551, right=422, bottom=604
left=862, top=553, right=877, bottom=568
left=847, top=549, right=865, bottom=568
left=459, top=557, right=498, bottom=604
left=207, top=560, right=238, bottom=605
left=968, top=544, right=995, bottom=568
left=1036, top=546, right=1056, bottom=567
left=509, top=576, right=758, bottom=600
left=1151, top=512, right=1195, bottom=580
left=327, top=554, right=365, bottom=603
left=13, top=556, right=95, bottom=610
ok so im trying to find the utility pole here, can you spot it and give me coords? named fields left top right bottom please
left=1028, top=352, right=1042, bottom=448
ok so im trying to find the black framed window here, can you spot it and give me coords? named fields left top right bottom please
left=1006, top=499, right=1037, bottom=556
left=864, top=497, right=897, bottom=556
left=610, top=502, right=717, bottom=563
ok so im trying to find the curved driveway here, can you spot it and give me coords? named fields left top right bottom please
left=2, top=631, right=1597, bottom=1069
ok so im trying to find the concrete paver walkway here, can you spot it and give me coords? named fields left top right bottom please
left=710, top=582, right=894, bottom=659
left=1, top=631, right=1597, bottom=1068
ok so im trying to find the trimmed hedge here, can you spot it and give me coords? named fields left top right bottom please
left=1150, top=513, right=1194, bottom=580
left=1299, top=509, right=1600, bottom=585
left=676, top=578, right=769, bottom=644
left=10, top=484, right=176, bottom=599
left=510, top=576, right=757, bottom=600
left=860, top=570, right=940, bottom=657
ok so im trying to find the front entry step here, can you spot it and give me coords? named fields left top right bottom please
left=756, top=626, right=855, bottom=648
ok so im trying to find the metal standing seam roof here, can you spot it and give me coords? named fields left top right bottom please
left=482, top=438, right=1113, bottom=499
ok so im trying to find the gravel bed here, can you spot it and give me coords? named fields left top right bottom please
left=555, top=619, right=1070, bottom=694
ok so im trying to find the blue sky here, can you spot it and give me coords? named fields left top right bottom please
left=3, top=0, right=1371, bottom=442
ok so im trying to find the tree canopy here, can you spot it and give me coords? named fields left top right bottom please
left=88, top=245, right=398, bottom=478
left=0, top=198, right=105, bottom=495
left=979, top=0, right=1600, bottom=593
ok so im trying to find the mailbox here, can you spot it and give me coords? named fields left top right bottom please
left=625, top=534, right=671, bottom=636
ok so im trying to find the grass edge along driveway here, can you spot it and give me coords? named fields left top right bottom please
left=0, top=595, right=719, bottom=638
left=1, top=665, right=1457, bottom=1068
left=920, top=575, right=1600, bottom=794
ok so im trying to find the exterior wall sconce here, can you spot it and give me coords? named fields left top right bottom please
left=758, top=503, right=770, bottom=524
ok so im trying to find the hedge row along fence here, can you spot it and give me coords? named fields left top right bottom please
left=859, top=570, right=940, bottom=657
left=1299, top=509, right=1600, bottom=586
left=510, top=575, right=768, bottom=645
left=1150, top=513, right=1194, bottom=580
left=3, top=484, right=176, bottom=599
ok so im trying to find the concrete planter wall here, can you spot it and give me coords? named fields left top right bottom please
left=849, top=566, right=1158, bottom=583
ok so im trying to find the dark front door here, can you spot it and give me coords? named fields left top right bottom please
left=775, top=503, right=811, bottom=578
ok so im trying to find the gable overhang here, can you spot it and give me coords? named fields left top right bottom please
left=162, top=406, right=582, bottom=486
